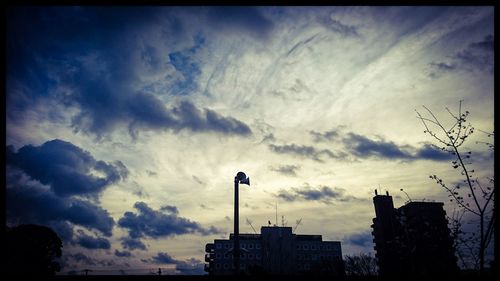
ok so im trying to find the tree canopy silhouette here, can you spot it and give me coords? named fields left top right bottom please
left=4, top=224, right=63, bottom=276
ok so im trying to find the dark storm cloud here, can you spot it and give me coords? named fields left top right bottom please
left=415, top=144, right=454, bottom=161
left=121, top=237, right=147, bottom=251
left=205, top=7, right=274, bottom=39
left=268, top=143, right=347, bottom=162
left=270, top=165, right=300, bottom=176
left=321, top=17, right=360, bottom=37
left=296, top=186, right=343, bottom=201
left=430, top=34, right=494, bottom=77
left=160, top=205, right=179, bottom=215
left=75, top=232, right=111, bottom=250
left=75, top=84, right=252, bottom=139
left=429, top=62, right=457, bottom=72
left=64, top=200, right=115, bottom=236
left=277, top=185, right=356, bottom=204
left=118, top=202, right=222, bottom=240
left=6, top=139, right=122, bottom=243
left=6, top=7, right=163, bottom=115
left=277, top=190, right=297, bottom=202
left=310, top=129, right=340, bottom=142
left=6, top=167, right=115, bottom=237
left=344, top=133, right=413, bottom=159
left=149, top=252, right=205, bottom=275
left=6, top=139, right=127, bottom=198
left=6, top=7, right=252, bottom=139
left=69, top=253, right=97, bottom=266
left=269, top=132, right=450, bottom=162
left=470, top=34, right=494, bottom=51
left=167, top=36, right=204, bottom=96
left=174, top=258, right=205, bottom=275
left=166, top=101, right=252, bottom=136
left=455, top=38, right=494, bottom=73
left=152, top=252, right=177, bottom=264
left=48, top=221, right=75, bottom=242
left=343, top=133, right=453, bottom=161
left=345, top=231, right=373, bottom=247
left=115, top=250, right=132, bottom=257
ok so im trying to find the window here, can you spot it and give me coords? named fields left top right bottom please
left=224, top=264, right=229, bottom=269
left=216, top=263, right=221, bottom=269
left=224, top=253, right=229, bottom=259
left=225, top=244, right=230, bottom=249
left=327, top=245, right=331, bottom=250
left=248, top=243, right=254, bottom=249
left=241, top=253, right=246, bottom=259
left=216, top=243, right=222, bottom=249
left=216, top=253, right=221, bottom=259
left=311, top=245, right=316, bottom=250
left=248, top=254, right=253, bottom=259
left=319, top=245, right=324, bottom=250
left=256, top=253, right=261, bottom=259
left=296, top=245, right=301, bottom=250
left=256, top=244, right=261, bottom=249
left=242, top=243, right=246, bottom=249
left=304, top=244, right=309, bottom=250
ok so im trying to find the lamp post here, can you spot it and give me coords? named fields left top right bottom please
left=234, top=171, right=250, bottom=275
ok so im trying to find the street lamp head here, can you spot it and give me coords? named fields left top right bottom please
left=236, top=172, right=246, bottom=181
left=236, top=172, right=250, bottom=185
left=240, top=177, right=250, bottom=185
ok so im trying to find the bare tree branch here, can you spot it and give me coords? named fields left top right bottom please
left=416, top=101, right=494, bottom=273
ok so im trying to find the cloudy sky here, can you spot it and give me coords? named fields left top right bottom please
left=6, top=6, right=494, bottom=275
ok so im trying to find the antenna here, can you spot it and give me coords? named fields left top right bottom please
left=400, top=188, right=412, bottom=203
left=275, top=202, right=278, bottom=226
left=246, top=218, right=257, bottom=234
left=281, top=215, right=287, bottom=227
left=293, top=218, right=302, bottom=233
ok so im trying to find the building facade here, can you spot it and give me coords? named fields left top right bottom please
left=204, top=226, right=344, bottom=275
left=371, top=191, right=458, bottom=277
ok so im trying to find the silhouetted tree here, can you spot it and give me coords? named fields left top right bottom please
left=344, top=253, right=377, bottom=276
left=416, top=100, right=494, bottom=274
left=310, top=257, right=346, bottom=276
left=4, top=224, right=63, bottom=276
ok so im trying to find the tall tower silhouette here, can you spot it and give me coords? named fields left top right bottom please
left=371, top=190, right=458, bottom=277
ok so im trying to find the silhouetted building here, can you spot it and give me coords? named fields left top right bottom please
left=371, top=191, right=458, bottom=277
left=204, top=226, right=344, bottom=275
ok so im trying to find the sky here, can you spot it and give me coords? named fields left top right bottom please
left=5, top=6, right=494, bottom=275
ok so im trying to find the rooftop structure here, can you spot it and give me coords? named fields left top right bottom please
left=204, top=226, right=344, bottom=276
